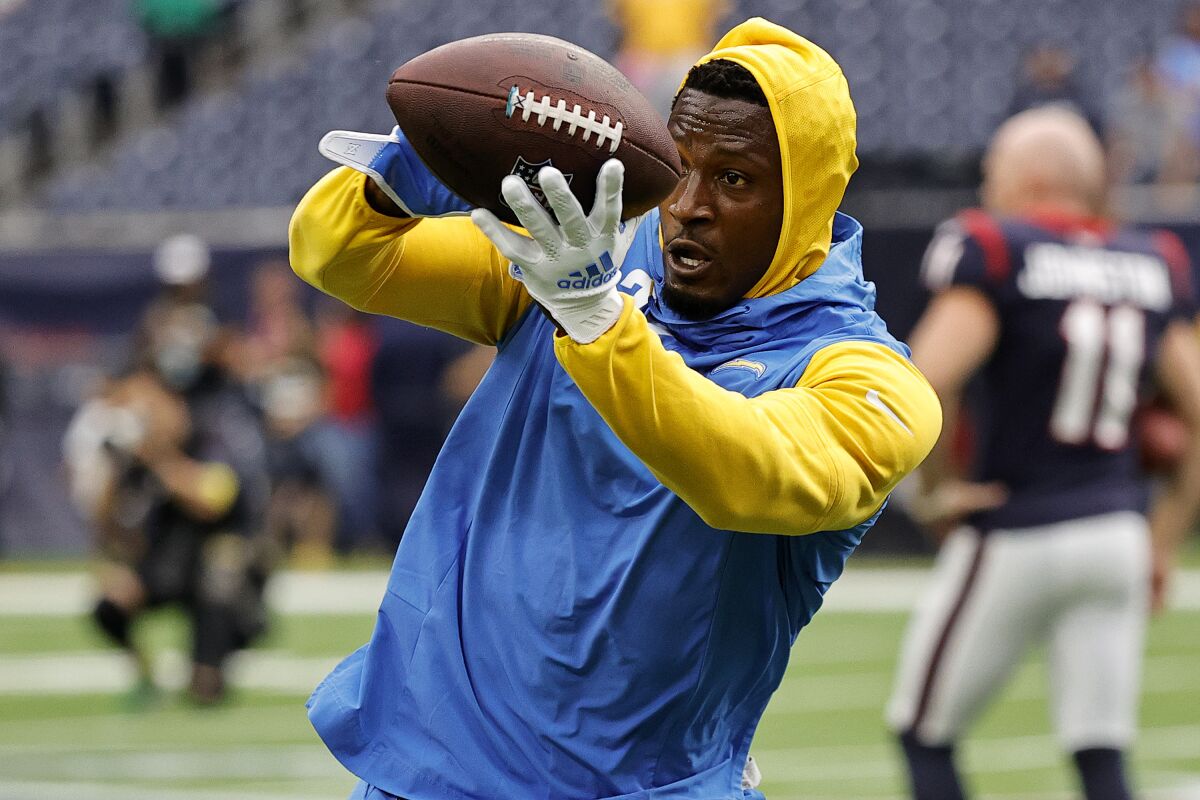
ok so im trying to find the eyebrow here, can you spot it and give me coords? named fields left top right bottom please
left=704, top=138, right=775, bottom=166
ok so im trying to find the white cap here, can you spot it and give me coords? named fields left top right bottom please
left=153, top=233, right=211, bottom=286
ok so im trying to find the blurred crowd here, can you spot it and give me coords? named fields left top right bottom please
left=56, top=233, right=488, bottom=702
left=1000, top=2, right=1200, bottom=188
left=612, top=0, right=1200, bottom=190
left=64, top=234, right=489, bottom=567
left=5, top=0, right=1200, bottom=198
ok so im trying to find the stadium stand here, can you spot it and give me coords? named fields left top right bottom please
left=0, top=0, right=1186, bottom=212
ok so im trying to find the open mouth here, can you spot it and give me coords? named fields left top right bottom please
left=665, top=240, right=714, bottom=277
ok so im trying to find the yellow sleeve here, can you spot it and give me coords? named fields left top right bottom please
left=554, top=296, right=942, bottom=534
left=288, top=166, right=533, bottom=345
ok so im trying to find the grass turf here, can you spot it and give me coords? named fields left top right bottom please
left=0, top=574, right=1196, bottom=799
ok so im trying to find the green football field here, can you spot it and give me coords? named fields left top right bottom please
left=1, top=563, right=1197, bottom=800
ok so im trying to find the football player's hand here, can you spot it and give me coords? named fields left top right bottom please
left=1150, top=546, right=1175, bottom=614
left=912, top=479, right=1008, bottom=540
left=471, top=158, right=637, bottom=344
left=318, top=126, right=472, bottom=218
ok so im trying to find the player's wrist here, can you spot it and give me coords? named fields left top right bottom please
left=538, top=288, right=625, bottom=344
left=362, top=176, right=409, bottom=218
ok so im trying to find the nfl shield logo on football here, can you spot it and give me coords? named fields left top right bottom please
left=503, top=157, right=573, bottom=214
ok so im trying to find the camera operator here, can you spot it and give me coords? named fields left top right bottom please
left=67, top=300, right=270, bottom=705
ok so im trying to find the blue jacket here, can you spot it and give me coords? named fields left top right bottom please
left=307, top=212, right=912, bottom=799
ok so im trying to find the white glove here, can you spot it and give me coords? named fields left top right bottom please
left=318, top=127, right=472, bottom=218
left=471, top=159, right=634, bottom=344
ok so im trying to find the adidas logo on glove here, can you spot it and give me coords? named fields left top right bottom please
left=558, top=263, right=618, bottom=290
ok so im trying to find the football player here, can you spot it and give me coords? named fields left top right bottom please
left=887, top=107, right=1200, bottom=800
left=291, top=18, right=940, bottom=799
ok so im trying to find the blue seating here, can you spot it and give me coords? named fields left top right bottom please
left=0, top=0, right=146, bottom=136
left=22, top=0, right=1186, bottom=210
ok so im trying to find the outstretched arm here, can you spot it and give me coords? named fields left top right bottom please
left=1149, top=320, right=1200, bottom=611
left=289, top=167, right=533, bottom=345
left=556, top=299, right=942, bottom=535
left=905, top=286, right=1008, bottom=536
left=474, top=160, right=940, bottom=534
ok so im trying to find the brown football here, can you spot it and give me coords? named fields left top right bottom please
left=387, top=33, right=682, bottom=225
left=1136, top=402, right=1189, bottom=474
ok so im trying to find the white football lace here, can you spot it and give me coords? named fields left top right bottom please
left=505, top=85, right=624, bottom=154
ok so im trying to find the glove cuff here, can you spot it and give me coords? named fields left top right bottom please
left=318, top=129, right=471, bottom=218
left=541, top=288, right=625, bottom=344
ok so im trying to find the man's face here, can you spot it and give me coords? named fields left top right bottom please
left=658, top=88, right=784, bottom=319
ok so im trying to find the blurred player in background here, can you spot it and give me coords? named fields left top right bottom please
left=65, top=257, right=271, bottom=705
left=1007, top=43, right=1102, bottom=133
left=886, top=107, right=1200, bottom=800
left=291, top=18, right=939, bottom=800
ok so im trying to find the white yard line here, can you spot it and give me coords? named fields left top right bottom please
left=4, top=646, right=1193, bottom=699
left=753, top=725, right=1200, bottom=785
left=0, top=746, right=340, bottom=781
left=2, top=568, right=1199, bottom=617
left=0, top=781, right=344, bottom=800
left=0, top=570, right=391, bottom=617
left=2, top=730, right=1196, bottom=800
left=0, top=648, right=341, bottom=694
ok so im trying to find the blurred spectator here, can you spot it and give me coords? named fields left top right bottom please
left=66, top=299, right=270, bottom=706
left=440, top=344, right=495, bottom=410
left=133, top=233, right=217, bottom=372
left=240, top=258, right=316, bottom=372
left=314, top=299, right=379, bottom=551
left=1155, top=1, right=1200, bottom=183
left=133, top=0, right=226, bottom=108
left=238, top=260, right=339, bottom=566
left=1106, top=57, right=1194, bottom=186
left=260, top=354, right=336, bottom=568
left=23, top=108, right=53, bottom=180
left=152, top=232, right=212, bottom=306
left=1008, top=44, right=1102, bottom=134
left=608, top=0, right=728, bottom=117
left=1158, top=1, right=1200, bottom=98
left=90, top=73, right=120, bottom=144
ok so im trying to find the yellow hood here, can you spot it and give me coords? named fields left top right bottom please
left=692, top=18, right=858, bottom=297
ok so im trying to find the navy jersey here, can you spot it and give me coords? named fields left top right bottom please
left=922, top=209, right=1195, bottom=531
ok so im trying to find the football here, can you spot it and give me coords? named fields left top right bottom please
left=1137, top=402, right=1189, bottom=474
left=386, top=33, right=682, bottom=225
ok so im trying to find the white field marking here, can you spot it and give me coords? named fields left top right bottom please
left=0, top=648, right=341, bottom=694
left=823, top=566, right=1200, bottom=612
left=766, top=788, right=1200, bottom=800
left=751, top=724, right=1200, bottom=785
left=0, top=701, right=305, bottom=738
left=765, top=652, right=1199, bottom=714
left=0, top=780, right=344, bottom=800
left=1, top=642, right=1191, bottom=703
left=0, top=745, right=341, bottom=781
left=0, top=570, right=390, bottom=616
left=2, top=568, right=1199, bottom=616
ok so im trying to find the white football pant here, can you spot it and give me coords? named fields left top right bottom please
left=886, top=511, right=1149, bottom=752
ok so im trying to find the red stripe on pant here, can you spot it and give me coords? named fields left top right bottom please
left=910, top=534, right=989, bottom=735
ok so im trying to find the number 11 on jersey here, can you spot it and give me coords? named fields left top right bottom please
left=1051, top=299, right=1145, bottom=449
